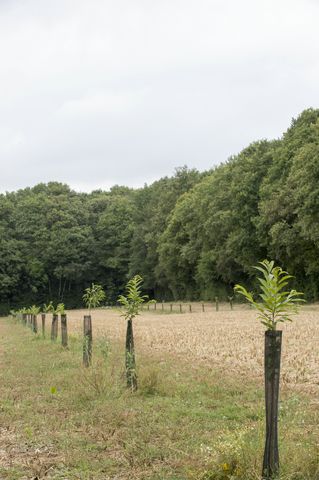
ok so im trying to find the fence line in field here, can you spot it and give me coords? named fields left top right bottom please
left=140, top=299, right=244, bottom=314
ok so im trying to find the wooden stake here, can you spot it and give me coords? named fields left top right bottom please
left=41, top=313, right=46, bottom=337
left=51, top=314, right=58, bottom=341
left=215, top=296, right=219, bottom=312
left=125, top=318, right=137, bottom=391
left=83, top=315, right=92, bottom=367
left=61, top=314, right=68, bottom=348
left=32, top=314, right=38, bottom=334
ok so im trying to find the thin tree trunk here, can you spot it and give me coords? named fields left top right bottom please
left=262, top=330, right=282, bottom=479
left=61, top=278, right=67, bottom=300
left=125, top=319, right=137, bottom=391
left=58, top=274, right=62, bottom=301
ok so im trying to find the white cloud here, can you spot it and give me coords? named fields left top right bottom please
left=57, top=88, right=148, bottom=118
left=0, top=0, right=318, bottom=192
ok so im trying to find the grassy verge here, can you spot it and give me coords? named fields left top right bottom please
left=0, top=317, right=318, bottom=480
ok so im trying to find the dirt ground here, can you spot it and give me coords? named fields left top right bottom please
left=64, top=304, right=319, bottom=397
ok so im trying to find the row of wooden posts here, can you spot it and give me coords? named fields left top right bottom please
left=18, top=312, right=93, bottom=367
left=142, top=297, right=236, bottom=312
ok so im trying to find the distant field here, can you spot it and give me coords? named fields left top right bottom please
left=65, top=304, right=319, bottom=397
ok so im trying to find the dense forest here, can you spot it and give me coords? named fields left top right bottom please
left=1, top=108, right=318, bottom=313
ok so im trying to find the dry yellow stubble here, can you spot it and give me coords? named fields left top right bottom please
left=64, top=303, right=319, bottom=397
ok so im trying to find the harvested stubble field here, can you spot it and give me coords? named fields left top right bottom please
left=0, top=306, right=318, bottom=480
left=67, top=304, right=319, bottom=397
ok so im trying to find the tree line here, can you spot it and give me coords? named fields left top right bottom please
left=1, top=108, right=318, bottom=313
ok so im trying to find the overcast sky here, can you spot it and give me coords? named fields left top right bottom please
left=0, top=0, right=318, bottom=193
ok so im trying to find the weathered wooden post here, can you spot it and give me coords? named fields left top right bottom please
left=179, top=303, right=182, bottom=313
left=61, top=314, right=68, bottom=348
left=41, top=313, right=46, bottom=337
left=202, top=303, right=205, bottom=312
left=215, top=296, right=219, bottom=311
left=32, top=314, right=38, bottom=334
left=51, top=314, right=58, bottom=341
left=262, top=331, right=282, bottom=479
left=161, top=301, right=164, bottom=312
left=22, top=313, right=27, bottom=326
left=83, top=315, right=92, bottom=367
left=154, top=302, right=157, bottom=311
left=189, top=304, right=192, bottom=313
left=228, top=296, right=233, bottom=310
left=170, top=303, right=173, bottom=312
left=147, top=304, right=150, bottom=311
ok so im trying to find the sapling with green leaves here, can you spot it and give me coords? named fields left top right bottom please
left=29, top=305, right=40, bottom=315
left=118, top=275, right=149, bottom=391
left=83, top=283, right=106, bottom=313
left=82, top=284, right=105, bottom=367
left=234, top=259, right=304, bottom=330
left=56, top=303, right=66, bottom=315
left=43, top=301, right=54, bottom=314
left=234, top=259, right=304, bottom=479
